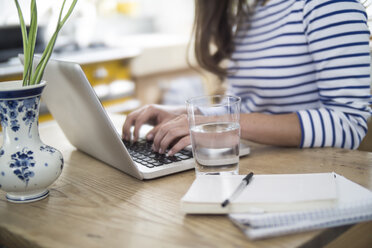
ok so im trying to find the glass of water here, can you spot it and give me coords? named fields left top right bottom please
left=186, top=95, right=241, bottom=176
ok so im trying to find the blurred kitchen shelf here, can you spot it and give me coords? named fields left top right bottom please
left=0, top=47, right=141, bottom=79
left=0, top=46, right=141, bottom=123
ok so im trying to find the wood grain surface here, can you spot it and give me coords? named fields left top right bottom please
left=0, top=121, right=371, bottom=248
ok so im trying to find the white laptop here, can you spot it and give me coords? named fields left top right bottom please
left=36, top=58, right=249, bottom=180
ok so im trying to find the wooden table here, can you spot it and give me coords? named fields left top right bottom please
left=0, top=121, right=371, bottom=248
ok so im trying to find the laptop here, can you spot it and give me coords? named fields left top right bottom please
left=37, top=58, right=250, bottom=180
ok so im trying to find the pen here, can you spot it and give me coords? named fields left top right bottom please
left=221, top=172, right=254, bottom=208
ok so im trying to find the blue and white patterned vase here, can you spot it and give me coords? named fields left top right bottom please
left=0, top=81, right=63, bottom=203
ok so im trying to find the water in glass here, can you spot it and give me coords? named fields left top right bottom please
left=190, top=122, right=240, bottom=175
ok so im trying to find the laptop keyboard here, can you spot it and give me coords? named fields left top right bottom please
left=123, top=138, right=193, bottom=168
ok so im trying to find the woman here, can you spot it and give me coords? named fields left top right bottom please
left=122, top=0, right=371, bottom=156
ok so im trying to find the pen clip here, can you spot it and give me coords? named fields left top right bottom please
left=243, top=172, right=254, bottom=184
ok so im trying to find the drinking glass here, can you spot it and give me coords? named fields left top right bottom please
left=186, top=95, right=241, bottom=176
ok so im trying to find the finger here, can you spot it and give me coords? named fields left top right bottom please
left=167, top=136, right=191, bottom=156
left=151, top=122, right=168, bottom=152
left=132, top=107, right=159, bottom=142
left=159, top=125, right=190, bottom=154
left=146, top=125, right=159, bottom=141
left=145, top=112, right=177, bottom=141
left=122, top=111, right=139, bottom=140
left=152, top=115, right=189, bottom=153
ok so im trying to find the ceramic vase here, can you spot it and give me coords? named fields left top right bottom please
left=0, top=80, right=63, bottom=203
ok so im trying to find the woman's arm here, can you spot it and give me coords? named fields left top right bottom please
left=298, top=0, right=371, bottom=149
left=147, top=111, right=302, bottom=156
left=240, top=112, right=301, bottom=147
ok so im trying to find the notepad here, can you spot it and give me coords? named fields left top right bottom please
left=180, top=173, right=338, bottom=214
left=228, top=173, right=372, bottom=240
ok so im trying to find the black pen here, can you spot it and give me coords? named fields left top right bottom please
left=221, top=172, right=254, bottom=208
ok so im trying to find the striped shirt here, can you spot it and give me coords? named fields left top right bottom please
left=227, top=0, right=372, bottom=149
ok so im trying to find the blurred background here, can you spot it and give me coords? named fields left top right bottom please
left=0, top=0, right=219, bottom=121
left=1, top=0, right=371, bottom=122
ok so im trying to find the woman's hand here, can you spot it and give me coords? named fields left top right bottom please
left=150, top=114, right=190, bottom=156
left=122, top=104, right=190, bottom=155
left=122, top=104, right=178, bottom=142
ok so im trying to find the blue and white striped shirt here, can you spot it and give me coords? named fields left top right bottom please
left=227, top=0, right=372, bottom=149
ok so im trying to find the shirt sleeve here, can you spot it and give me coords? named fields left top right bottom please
left=297, top=0, right=372, bottom=149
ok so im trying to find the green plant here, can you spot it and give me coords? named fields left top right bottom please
left=14, top=0, right=78, bottom=86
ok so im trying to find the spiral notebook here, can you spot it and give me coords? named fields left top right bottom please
left=229, top=173, right=372, bottom=240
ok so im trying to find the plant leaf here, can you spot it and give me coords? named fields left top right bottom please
left=33, top=0, right=78, bottom=85
left=14, top=0, right=29, bottom=85
left=32, top=0, right=66, bottom=84
left=25, top=0, right=38, bottom=86
left=59, top=0, right=78, bottom=27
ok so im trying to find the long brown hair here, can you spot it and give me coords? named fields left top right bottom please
left=192, top=0, right=251, bottom=78
left=193, top=0, right=371, bottom=78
